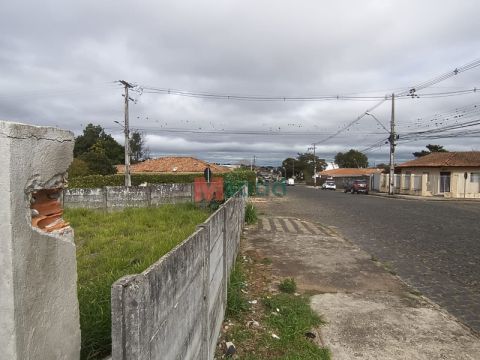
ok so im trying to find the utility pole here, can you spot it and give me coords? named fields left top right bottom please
left=389, top=93, right=395, bottom=195
left=292, top=158, right=295, bottom=179
left=119, top=80, right=133, bottom=187
left=313, top=144, right=317, bottom=188
left=308, top=143, right=317, bottom=188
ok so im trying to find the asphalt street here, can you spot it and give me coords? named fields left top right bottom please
left=267, top=185, right=480, bottom=333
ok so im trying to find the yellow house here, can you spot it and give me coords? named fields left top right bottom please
left=395, top=152, right=480, bottom=198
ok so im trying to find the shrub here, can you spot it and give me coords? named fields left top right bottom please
left=68, top=170, right=257, bottom=196
left=279, top=277, right=297, bottom=294
left=245, top=203, right=258, bottom=224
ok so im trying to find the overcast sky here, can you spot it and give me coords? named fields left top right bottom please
left=1, top=0, right=479, bottom=166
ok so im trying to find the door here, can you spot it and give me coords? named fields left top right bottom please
left=439, top=171, right=451, bottom=193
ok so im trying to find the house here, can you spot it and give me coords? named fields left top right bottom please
left=116, top=156, right=231, bottom=174
left=395, top=152, right=480, bottom=198
left=318, top=168, right=383, bottom=189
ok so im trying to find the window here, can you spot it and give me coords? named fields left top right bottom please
left=471, top=173, right=480, bottom=183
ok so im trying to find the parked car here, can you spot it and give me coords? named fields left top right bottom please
left=322, top=181, right=336, bottom=190
left=344, top=179, right=369, bottom=194
left=287, top=178, right=295, bottom=186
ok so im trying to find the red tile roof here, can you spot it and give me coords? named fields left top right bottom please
left=116, top=156, right=231, bottom=174
left=319, top=168, right=382, bottom=177
left=397, top=152, right=480, bottom=168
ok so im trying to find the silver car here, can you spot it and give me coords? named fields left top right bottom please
left=322, top=181, right=336, bottom=190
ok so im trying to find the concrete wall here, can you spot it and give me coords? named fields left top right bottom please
left=111, top=187, right=247, bottom=360
left=0, top=121, right=80, bottom=360
left=63, top=183, right=193, bottom=209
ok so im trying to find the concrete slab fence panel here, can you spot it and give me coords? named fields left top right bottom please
left=63, top=183, right=194, bottom=209
left=111, top=187, right=247, bottom=360
left=150, top=183, right=193, bottom=205
left=63, top=188, right=106, bottom=209
left=106, top=186, right=150, bottom=209
left=112, top=228, right=208, bottom=360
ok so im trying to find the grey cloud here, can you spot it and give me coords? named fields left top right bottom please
left=1, top=0, right=479, bottom=166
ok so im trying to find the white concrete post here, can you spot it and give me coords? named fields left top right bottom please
left=421, top=173, right=429, bottom=197
left=399, top=174, right=405, bottom=193
left=0, top=121, right=80, bottom=360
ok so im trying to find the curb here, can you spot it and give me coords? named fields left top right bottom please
left=368, top=192, right=480, bottom=202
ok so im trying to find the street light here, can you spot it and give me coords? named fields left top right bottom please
left=365, top=112, right=389, bottom=133
left=365, top=111, right=395, bottom=195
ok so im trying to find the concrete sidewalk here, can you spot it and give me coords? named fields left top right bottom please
left=369, top=191, right=480, bottom=202
left=245, top=200, right=480, bottom=359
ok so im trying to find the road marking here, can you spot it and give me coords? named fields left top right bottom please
left=262, top=218, right=272, bottom=231
left=272, top=218, right=285, bottom=232
left=293, top=219, right=312, bottom=234
left=260, top=217, right=329, bottom=235
left=283, top=218, right=296, bottom=232
left=303, top=222, right=323, bottom=235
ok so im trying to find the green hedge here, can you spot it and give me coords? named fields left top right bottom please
left=68, top=170, right=257, bottom=195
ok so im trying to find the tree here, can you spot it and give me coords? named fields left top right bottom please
left=413, top=144, right=448, bottom=158
left=74, top=123, right=124, bottom=164
left=129, top=131, right=149, bottom=163
left=375, top=163, right=390, bottom=174
left=281, top=153, right=327, bottom=179
left=73, top=123, right=124, bottom=175
left=335, top=149, right=369, bottom=168
left=67, top=158, right=91, bottom=177
left=281, top=157, right=299, bottom=178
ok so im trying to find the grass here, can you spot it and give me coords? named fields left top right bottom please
left=226, top=261, right=251, bottom=319
left=221, top=257, right=330, bottom=360
left=278, top=278, right=297, bottom=294
left=262, top=294, right=330, bottom=359
left=64, top=204, right=210, bottom=360
left=245, top=203, right=258, bottom=224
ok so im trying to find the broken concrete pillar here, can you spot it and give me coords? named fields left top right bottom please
left=0, top=121, right=80, bottom=360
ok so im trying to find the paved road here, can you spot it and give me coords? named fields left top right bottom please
left=267, top=185, right=480, bottom=332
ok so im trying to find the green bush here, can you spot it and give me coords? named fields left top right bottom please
left=69, top=170, right=257, bottom=196
left=223, top=169, right=257, bottom=196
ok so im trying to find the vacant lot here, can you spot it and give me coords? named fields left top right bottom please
left=65, top=204, right=210, bottom=360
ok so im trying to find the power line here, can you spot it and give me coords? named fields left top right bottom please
left=312, top=99, right=387, bottom=145
left=135, top=85, right=479, bottom=102
left=311, top=59, right=480, bottom=146
left=105, top=126, right=387, bottom=137
left=397, top=58, right=480, bottom=97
